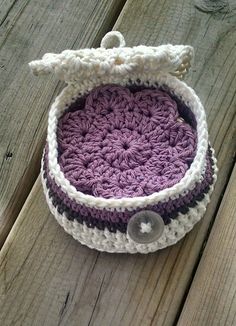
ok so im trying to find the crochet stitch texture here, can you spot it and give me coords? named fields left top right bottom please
left=29, top=31, right=218, bottom=253
left=57, top=84, right=197, bottom=199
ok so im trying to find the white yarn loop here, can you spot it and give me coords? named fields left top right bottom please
left=100, top=31, right=126, bottom=49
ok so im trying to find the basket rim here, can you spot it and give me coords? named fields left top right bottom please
left=46, top=72, right=208, bottom=210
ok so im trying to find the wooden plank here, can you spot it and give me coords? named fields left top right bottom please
left=0, top=0, right=126, bottom=247
left=0, top=0, right=235, bottom=325
left=177, top=164, right=236, bottom=325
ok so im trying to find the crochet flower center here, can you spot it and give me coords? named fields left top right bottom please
left=57, top=84, right=197, bottom=198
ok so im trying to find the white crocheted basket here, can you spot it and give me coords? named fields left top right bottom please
left=29, top=31, right=217, bottom=253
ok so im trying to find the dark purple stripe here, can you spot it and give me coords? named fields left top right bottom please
left=45, top=156, right=214, bottom=233
left=43, top=145, right=214, bottom=226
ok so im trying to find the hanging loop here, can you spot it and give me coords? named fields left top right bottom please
left=100, top=31, right=126, bottom=49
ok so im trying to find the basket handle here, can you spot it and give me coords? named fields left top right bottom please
left=100, top=31, right=126, bottom=49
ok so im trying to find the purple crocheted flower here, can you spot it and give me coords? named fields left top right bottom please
left=57, top=84, right=197, bottom=198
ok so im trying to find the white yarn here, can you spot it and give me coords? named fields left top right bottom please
left=140, top=222, right=152, bottom=234
left=41, top=153, right=217, bottom=254
left=29, top=33, right=193, bottom=83
left=100, top=31, right=126, bottom=49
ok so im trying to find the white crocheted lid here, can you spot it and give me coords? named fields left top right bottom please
left=29, top=31, right=208, bottom=211
left=29, top=31, right=194, bottom=83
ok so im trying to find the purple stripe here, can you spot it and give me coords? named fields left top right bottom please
left=45, top=177, right=212, bottom=233
left=43, top=146, right=214, bottom=224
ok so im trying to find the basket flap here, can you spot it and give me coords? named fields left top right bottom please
left=29, top=31, right=194, bottom=84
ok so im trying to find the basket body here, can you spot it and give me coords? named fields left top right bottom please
left=30, top=32, right=217, bottom=253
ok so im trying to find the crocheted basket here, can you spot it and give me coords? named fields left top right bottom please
left=29, top=31, right=217, bottom=254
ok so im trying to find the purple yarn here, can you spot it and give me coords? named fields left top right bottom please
left=57, top=84, right=197, bottom=199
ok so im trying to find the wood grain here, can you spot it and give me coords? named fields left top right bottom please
left=0, top=0, right=126, bottom=247
left=177, top=164, right=236, bottom=325
left=0, top=0, right=235, bottom=325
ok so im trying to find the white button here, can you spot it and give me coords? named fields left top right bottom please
left=127, top=210, right=164, bottom=244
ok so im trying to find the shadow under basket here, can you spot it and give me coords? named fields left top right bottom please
left=29, top=31, right=217, bottom=253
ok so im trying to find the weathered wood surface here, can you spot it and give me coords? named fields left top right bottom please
left=0, top=0, right=126, bottom=247
left=0, top=0, right=235, bottom=325
left=178, top=164, right=236, bottom=326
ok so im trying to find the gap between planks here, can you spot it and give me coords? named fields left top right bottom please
left=174, top=152, right=235, bottom=325
left=177, top=163, right=236, bottom=325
